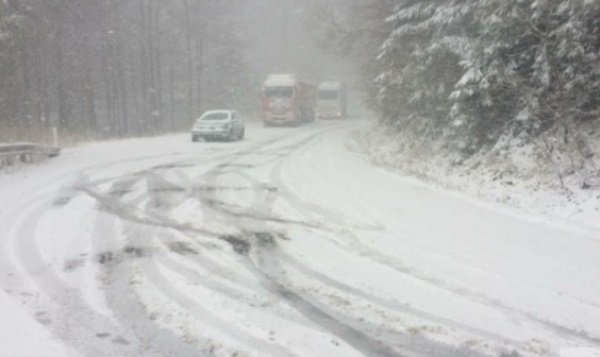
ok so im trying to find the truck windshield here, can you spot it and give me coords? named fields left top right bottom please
left=265, top=86, right=294, bottom=98
left=201, top=112, right=229, bottom=120
left=318, top=90, right=339, bottom=100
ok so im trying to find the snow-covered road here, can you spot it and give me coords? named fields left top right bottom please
left=1, top=119, right=599, bottom=357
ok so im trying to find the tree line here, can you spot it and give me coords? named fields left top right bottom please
left=315, top=0, right=600, bottom=188
left=0, top=0, right=247, bottom=143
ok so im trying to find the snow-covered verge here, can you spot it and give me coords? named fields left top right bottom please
left=351, top=122, right=600, bottom=231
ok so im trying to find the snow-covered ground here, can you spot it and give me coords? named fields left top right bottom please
left=352, top=123, right=600, bottom=231
left=1, top=119, right=599, bottom=357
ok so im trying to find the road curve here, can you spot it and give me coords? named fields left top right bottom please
left=1, top=120, right=599, bottom=357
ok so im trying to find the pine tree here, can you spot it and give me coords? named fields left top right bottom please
left=451, top=0, right=600, bottom=153
left=376, top=0, right=476, bottom=147
left=373, top=0, right=599, bottom=160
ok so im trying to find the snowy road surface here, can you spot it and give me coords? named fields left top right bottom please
left=1, top=120, right=599, bottom=357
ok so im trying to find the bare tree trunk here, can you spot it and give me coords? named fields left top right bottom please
left=56, top=25, right=70, bottom=134
left=116, top=42, right=129, bottom=136
left=146, top=0, right=157, bottom=133
left=110, top=43, right=122, bottom=137
left=83, top=54, right=98, bottom=137
left=196, top=27, right=204, bottom=111
left=183, top=0, right=195, bottom=122
left=153, top=1, right=164, bottom=132
left=169, top=63, right=176, bottom=130
left=101, top=40, right=114, bottom=138
left=139, top=0, right=150, bottom=134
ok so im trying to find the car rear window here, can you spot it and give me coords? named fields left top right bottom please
left=202, top=112, right=229, bottom=120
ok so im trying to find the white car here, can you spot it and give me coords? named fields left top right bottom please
left=191, top=110, right=245, bottom=142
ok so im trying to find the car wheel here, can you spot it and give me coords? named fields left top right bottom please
left=238, top=128, right=245, bottom=140
left=191, top=135, right=198, bottom=142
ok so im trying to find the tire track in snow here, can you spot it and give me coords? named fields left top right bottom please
left=248, top=259, right=405, bottom=357
left=150, top=248, right=319, bottom=332
left=91, top=212, right=206, bottom=357
left=92, top=185, right=303, bottom=356
left=277, top=246, right=518, bottom=346
left=237, top=159, right=491, bottom=356
left=0, top=129, right=319, bottom=356
left=247, top=249, right=491, bottom=357
left=75, top=130, right=333, bottom=356
left=189, top=123, right=488, bottom=356
left=3, top=121, right=551, bottom=356
left=9, top=200, right=146, bottom=356
left=70, top=122, right=533, bottom=355
left=193, top=126, right=411, bottom=356
left=268, top=127, right=600, bottom=349
left=139, top=256, right=300, bottom=357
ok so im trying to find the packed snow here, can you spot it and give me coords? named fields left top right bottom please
left=1, top=119, right=599, bottom=357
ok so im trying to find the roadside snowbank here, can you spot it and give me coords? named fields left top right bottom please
left=351, top=123, right=600, bottom=231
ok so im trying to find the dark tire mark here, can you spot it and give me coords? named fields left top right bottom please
left=139, top=258, right=299, bottom=357
left=246, top=255, right=403, bottom=357
left=10, top=203, right=144, bottom=357
left=92, top=216, right=206, bottom=357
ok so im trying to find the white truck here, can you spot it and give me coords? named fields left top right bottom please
left=316, top=81, right=347, bottom=120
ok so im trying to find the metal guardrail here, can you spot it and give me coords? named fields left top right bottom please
left=0, top=143, right=61, bottom=168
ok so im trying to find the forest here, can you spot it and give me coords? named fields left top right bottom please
left=315, top=0, right=600, bottom=190
left=0, top=0, right=248, bottom=142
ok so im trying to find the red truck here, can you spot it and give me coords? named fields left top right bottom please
left=261, top=74, right=316, bottom=126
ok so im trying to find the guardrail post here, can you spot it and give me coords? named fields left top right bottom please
left=0, top=143, right=60, bottom=169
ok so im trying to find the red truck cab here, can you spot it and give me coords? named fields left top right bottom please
left=262, top=74, right=316, bottom=126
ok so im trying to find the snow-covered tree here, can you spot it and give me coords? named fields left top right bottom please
left=366, top=0, right=600, bottom=186
left=451, top=0, right=600, bottom=151
left=306, top=0, right=396, bottom=108
left=375, top=1, right=476, bottom=147
left=370, top=0, right=600, bottom=165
